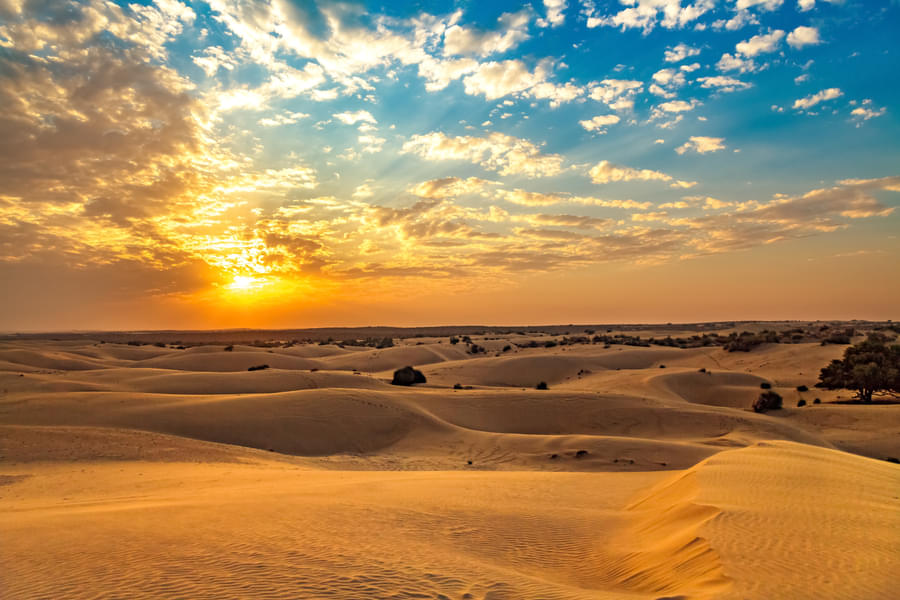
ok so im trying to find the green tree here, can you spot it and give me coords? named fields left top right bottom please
left=816, top=336, right=900, bottom=402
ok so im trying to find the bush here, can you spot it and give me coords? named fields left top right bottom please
left=753, top=390, right=783, bottom=413
left=247, top=364, right=269, bottom=371
left=536, top=381, right=549, bottom=390
left=698, top=367, right=706, bottom=373
left=797, top=399, right=807, bottom=407
left=453, top=383, right=463, bottom=390
left=797, top=385, right=809, bottom=392
left=392, top=366, right=427, bottom=386
left=449, top=336, right=459, bottom=345
left=659, top=364, right=666, bottom=369
left=502, top=345, right=512, bottom=352
left=224, top=345, right=234, bottom=351
left=760, top=382, right=771, bottom=389
left=813, top=398, right=821, bottom=404
left=544, top=340, right=557, bottom=348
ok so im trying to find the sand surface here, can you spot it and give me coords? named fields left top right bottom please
left=1, top=337, right=898, bottom=599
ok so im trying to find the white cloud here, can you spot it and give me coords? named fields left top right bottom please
left=443, top=10, right=531, bottom=57
left=736, top=30, right=785, bottom=57
left=850, top=105, right=886, bottom=124
left=334, top=110, right=377, bottom=126
left=794, top=73, right=810, bottom=84
left=716, top=52, right=757, bottom=73
left=461, top=59, right=582, bottom=105
left=697, top=76, right=752, bottom=92
left=586, top=0, right=716, bottom=34
left=352, top=183, right=374, bottom=199
left=589, top=79, right=643, bottom=111
left=787, top=26, right=821, bottom=49
left=652, top=68, right=687, bottom=88
left=736, top=0, right=783, bottom=10
left=402, top=131, right=565, bottom=177
left=589, top=160, right=696, bottom=188
left=258, top=111, right=309, bottom=127
left=579, top=114, right=621, bottom=133
left=798, top=0, right=815, bottom=10
left=664, top=43, right=701, bottom=63
left=676, top=136, right=726, bottom=154
left=657, top=99, right=698, bottom=113
left=793, top=87, right=843, bottom=110
left=537, top=0, right=567, bottom=27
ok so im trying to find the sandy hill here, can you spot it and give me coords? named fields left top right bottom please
left=1, top=336, right=897, bottom=599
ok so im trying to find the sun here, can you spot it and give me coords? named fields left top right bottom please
left=226, top=275, right=267, bottom=292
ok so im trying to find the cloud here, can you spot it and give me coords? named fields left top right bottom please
left=736, top=30, right=785, bottom=57
left=697, top=76, right=752, bottom=92
left=716, top=52, right=757, bottom=73
left=402, top=131, right=565, bottom=177
left=579, top=114, right=621, bottom=133
left=258, top=111, right=309, bottom=127
left=334, top=110, right=378, bottom=125
left=410, top=177, right=498, bottom=198
left=586, top=0, right=716, bottom=34
left=676, top=136, right=726, bottom=154
left=495, top=189, right=652, bottom=209
left=443, top=10, right=531, bottom=57
left=589, top=79, right=643, bottom=111
left=352, top=183, right=374, bottom=199
left=850, top=105, right=887, bottom=124
left=537, top=0, right=567, bottom=27
left=736, top=0, right=783, bottom=10
left=793, top=87, right=843, bottom=110
left=664, top=43, right=701, bottom=63
left=589, top=161, right=696, bottom=188
left=787, top=26, right=821, bottom=49
left=461, top=59, right=582, bottom=105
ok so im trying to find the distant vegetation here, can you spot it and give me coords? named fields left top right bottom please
left=392, top=366, right=426, bottom=386
left=753, top=391, right=783, bottom=413
left=816, top=335, right=900, bottom=403
left=247, top=364, right=269, bottom=371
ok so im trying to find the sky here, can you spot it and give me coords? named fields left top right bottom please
left=1, top=0, right=898, bottom=331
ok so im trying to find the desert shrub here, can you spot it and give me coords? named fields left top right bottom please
left=575, top=450, right=589, bottom=458
left=453, top=383, right=463, bottom=390
left=760, top=382, right=771, bottom=389
left=449, top=336, right=459, bottom=345
left=224, top=345, right=234, bottom=351
left=502, top=345, right=512, bottom=352
left=797, top=385, right=809, bottom=392
left=813, top=398, right=821, bottom=404
left=153, top=342, right=166, bottom=348
left=659, top=364, right=666, bottom=369
left=247, top=364, right=269, bottom=371
left=536, top=381, right=549, bottom=390
left=816, top=336, right=900, bottom=402
left=753, top=391, right=783, bottom=413
left=797, top=399, right=807, bottom=407
left=544, top=340, right=557, bottom=348
left=698, top=367, right=707, bottom=373
left=392, top=366, right=426, bottom=386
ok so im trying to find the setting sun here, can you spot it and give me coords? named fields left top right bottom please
left=226, top=275, right=267, bottom=292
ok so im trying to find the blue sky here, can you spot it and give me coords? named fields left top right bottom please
left=0, top=0, right=898, bottom=329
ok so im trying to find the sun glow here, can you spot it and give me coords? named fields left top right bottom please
left=226, top=275, right=268, bottom=292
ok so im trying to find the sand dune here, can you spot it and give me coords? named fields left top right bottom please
left=1, top=337, right=898, bottom=598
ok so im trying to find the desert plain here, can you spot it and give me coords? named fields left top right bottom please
left=1, top=323, right=898, bottom=599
